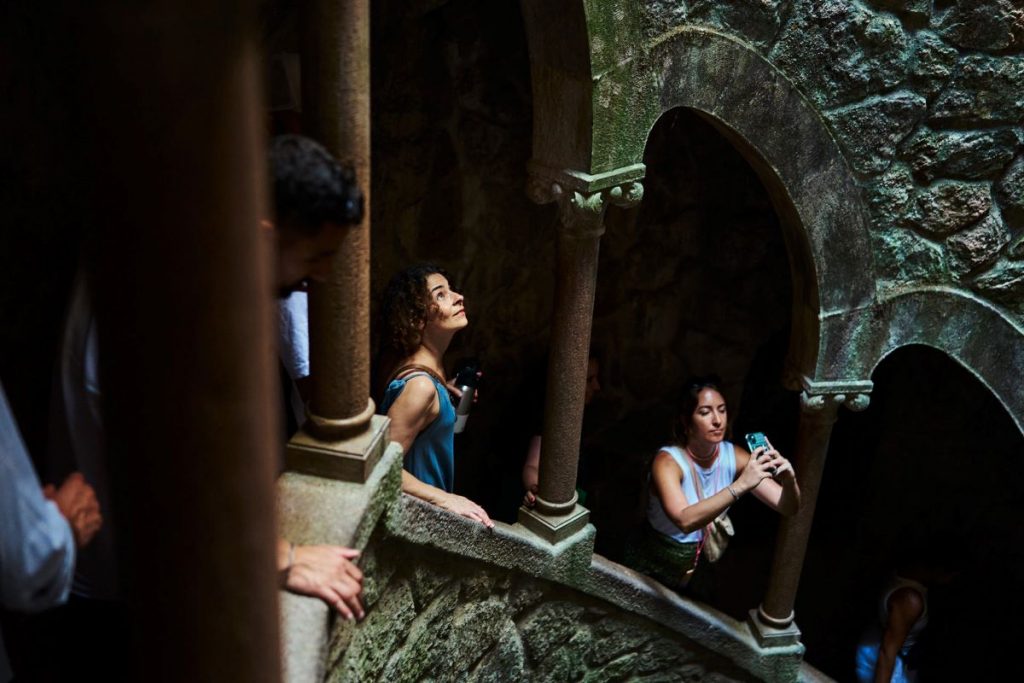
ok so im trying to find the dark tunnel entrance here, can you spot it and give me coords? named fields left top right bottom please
left=800, top=344, right=1024, bottom=681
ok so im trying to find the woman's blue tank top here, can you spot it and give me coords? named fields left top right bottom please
left=379, top=371, right=456, bottom=492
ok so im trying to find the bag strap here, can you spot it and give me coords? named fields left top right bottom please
left=680, top=449, right=712, bottom=568
left=388, top=363, right=447, bottom=389
left=681, top=449, right=706, bottom=502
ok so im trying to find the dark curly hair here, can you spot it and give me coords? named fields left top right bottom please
left=671, top=374, right=729, bottom=446
left=379, top=263, right=453, bottom=358
left=269, top=134, right=364, bottom=235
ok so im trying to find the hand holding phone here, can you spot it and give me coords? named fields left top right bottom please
left=744, top=431, right=777, bottom=476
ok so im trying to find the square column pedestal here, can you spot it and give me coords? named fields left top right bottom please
left=747, top=609, right=802, bottom=648
left=285, top=414, right=390, bottom=483
left=518, top=503, right=591, bottom=544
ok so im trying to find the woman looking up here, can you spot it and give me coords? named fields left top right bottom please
left=629, top=376, right=800, bottom=591
left=376, top=264, right=493, bottom=528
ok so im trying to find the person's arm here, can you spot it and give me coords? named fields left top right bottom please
left=277, top=538, right=365, bottom=621
left=0, top=386, right=77, bottom=612
left=388, top=376, right=494, bottom=528
left=739, top=442, right=801, bottom=515
left=522, top=436, right=541, bottom=506
left=874, top=587, right=924, bottom=683
left=651, top=450, right=737, bottom=533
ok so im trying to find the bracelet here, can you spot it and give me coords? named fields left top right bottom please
left=726, top=485, right=740, bottom=501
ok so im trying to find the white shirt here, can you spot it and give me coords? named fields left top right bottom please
left=0, top=380, right=75, bottom=612
left=278, top=291, right=309, bottom=425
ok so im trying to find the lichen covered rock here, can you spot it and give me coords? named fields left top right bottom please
left=899, top=128, right=1019, bottom=182
left=930, top=55, right=1024, bottom=126
left=910, top=181, right=991, bottom=236
left=771, top=0, right=910, bottom=106
left=946, top=210, right=1011, bottom=277
left=933, top=0, right=1024, bottom=52
left=825, top=91, right=927, bottom=175
left=995, top=155, right=1024, bottom=231
left=973, top=259, right=1024, bottom=313
left=875, top=227, right=947, bottom=286
left=868, top=164, right=917, bottom=227
left=687, top=0, right=788, bottom=47
left=863, top=0, right=931, bottom=25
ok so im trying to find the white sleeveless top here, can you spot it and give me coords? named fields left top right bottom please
left=647, top=442, right=737, bottom=544
left=880, top=574, right=929, bottom=651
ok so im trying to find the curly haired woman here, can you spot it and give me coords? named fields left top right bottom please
left=375, top=264, right=493, bottom=527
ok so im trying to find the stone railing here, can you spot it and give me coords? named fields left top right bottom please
left=278, top=451, right=809, bottom=682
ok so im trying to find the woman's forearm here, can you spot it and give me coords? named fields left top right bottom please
left=522, top=464, right=539, bottom=491
left=401, top=469, right=446, bottom=506
left=873, top=646, right=898, bottom=683
left=673, top=487, right=736, bottom=532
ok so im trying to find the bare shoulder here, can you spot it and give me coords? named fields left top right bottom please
left=652, top=450, right=683, bottom=477
left=390, top=375, right=440, bottom=417
left=889, top=586, right=925, bottom=617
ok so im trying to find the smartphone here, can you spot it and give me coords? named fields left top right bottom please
left=744, top=432, right=776, bottom=475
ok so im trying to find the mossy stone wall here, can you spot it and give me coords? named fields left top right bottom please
left=611, top=0, right=1024, bottom=314
left=325, top=530, right=757, bottom=683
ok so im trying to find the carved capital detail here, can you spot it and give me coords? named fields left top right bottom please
left=528, top=177, right=645, bottom=239
left=525, top=162, right=646, bottom=240
left=800, top=376, right=873, bottom=419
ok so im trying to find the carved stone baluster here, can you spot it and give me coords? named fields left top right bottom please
left=286, top=0, right=390, bottom=482
left=518, top=173, right=643, bottom=543
left=749, top=378, right=872, bottom=647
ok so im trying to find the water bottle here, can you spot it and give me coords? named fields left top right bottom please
left=453, top=359, right=480, bottom=434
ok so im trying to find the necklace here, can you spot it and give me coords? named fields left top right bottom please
left=686, top=442, right=720, bottom=467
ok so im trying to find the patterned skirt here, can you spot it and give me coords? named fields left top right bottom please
left=623, top=522, right=699, bottom=591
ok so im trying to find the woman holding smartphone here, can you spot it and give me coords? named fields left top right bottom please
left=627, top=376, right=800, bottom=591
left=375, top=264, right=493, bottom=528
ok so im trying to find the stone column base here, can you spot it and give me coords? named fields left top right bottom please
left=747, top=608, right=802, bottom=648
left=285, top=414, right=389, bottom=483
left=518, top=503, right=590, bottom=544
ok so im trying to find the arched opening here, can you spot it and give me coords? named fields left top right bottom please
left=584, top=107, right=803, bottom=617
left=799, top=344, right=1024, bottom=680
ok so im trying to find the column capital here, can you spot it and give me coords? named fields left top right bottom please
left=799, top=375, right=873, bottom=419
left=526, top=162, right=645, bottom=239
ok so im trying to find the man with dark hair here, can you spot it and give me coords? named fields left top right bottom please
left=268, top=134, right=364, bottom=297
left=272, top=135, right=365, bottom=425
left=264, top=135, right=367, bottom=619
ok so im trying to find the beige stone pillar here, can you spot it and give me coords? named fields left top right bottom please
left=286, top=0, right=390, bottom=482
left=84, top=4, right=282, bottom=680
left=749, top=378, right=872, bottom=647
left=518, top=165, right=644, bottom=543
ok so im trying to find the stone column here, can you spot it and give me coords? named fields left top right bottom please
left=518, top=164, right=644, bottom=543
left=286, top=0, right=390, bottom=482
left=84, top=4, right=282, bottom=680
left=749, top=377, right=872, bottom=647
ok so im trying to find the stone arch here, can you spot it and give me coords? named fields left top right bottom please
left=822, top=288, right=1024, bottom=437
left=618, top=28, right=877, bottom=380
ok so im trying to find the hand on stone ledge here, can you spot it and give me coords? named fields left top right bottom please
left=439, top=492, right=494, bottom=529
left=285, top=545, right=365, bottom=621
